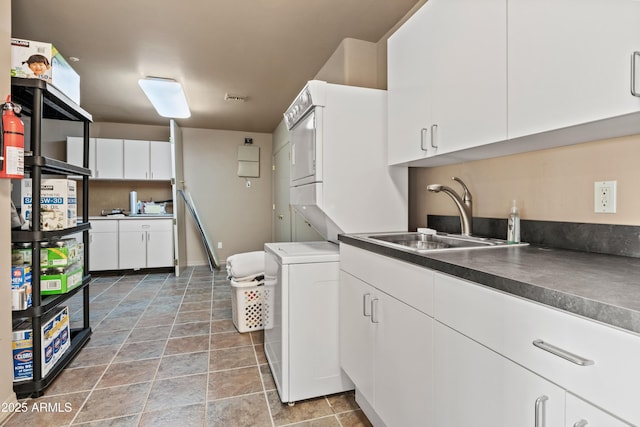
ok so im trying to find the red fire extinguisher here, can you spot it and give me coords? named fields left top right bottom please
left=0, top=95, right=25, bottom=179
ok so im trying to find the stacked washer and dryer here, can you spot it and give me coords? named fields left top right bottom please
left=264, top=80, right=408, bottom=404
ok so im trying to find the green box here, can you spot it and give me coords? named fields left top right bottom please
left=41, top=239, right=83, bottom=268
left=40, top=263, right=83, bottom=295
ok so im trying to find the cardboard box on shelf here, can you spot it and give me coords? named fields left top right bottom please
left=10, top=38, right=52, bottom=81
left=40, top=262, right=83, bottom=295
left=12, top=306, right=71, bottom=382
left=11, top=265, right=32, bottom=311
left=21, top=178, right=77, bottom=230
left=10, top=38, right=81, bottom=105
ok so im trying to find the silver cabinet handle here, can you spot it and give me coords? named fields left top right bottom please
left=363, top=293, right=371, bottom=317
left=535, top=395, right=548, bottom=427
left=420, top=128, right=429, bottom=151
left=632, top=51, right=640, bottom=97
left=573, top=420, right=588, bottom=427
left=371, top=298, right=380, bottom=323
left=430, top=124, right=438, bottom=148
left=533, top=340, right=595, bottom=366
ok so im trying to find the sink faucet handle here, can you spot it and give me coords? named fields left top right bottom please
left=451, top=177, right=472, bottom=202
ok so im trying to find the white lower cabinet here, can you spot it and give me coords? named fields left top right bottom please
left=339, top=244, right=638, bottom=427
left=118, top=219, right=173, bottom=269
left=339, top=245, right=434, bottom=427
left=89, top=220, right=119, bottom=271
left=434, top=321, right=565, bottom=427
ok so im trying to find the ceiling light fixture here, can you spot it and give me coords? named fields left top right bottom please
left=138, top=77, right=191, bottom=119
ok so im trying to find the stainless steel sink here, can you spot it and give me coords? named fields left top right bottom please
left=365, top=232, right=527, bottom=252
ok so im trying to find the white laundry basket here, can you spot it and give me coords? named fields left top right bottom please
left=231, top=278, right=265, bottom=333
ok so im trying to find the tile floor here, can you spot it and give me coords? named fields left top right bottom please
left=4, top=266, right=372, bottom=427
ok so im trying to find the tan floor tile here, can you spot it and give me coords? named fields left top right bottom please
left=70, top=414, right=140, bottom=426
left=125, top=324, right=172, bottom=343
left=260, top=363, right=277, bottom=391
left=136, top=312, right=176, bottom=328
left=210, top=319, right=236, bottom=334
left=74, top=382, right=151, bottom=424
left=175, top=310, right=211, bottom=324
left=145, top=374, right=207, bottom=412
left=85, top=329, right=129, bottom=348
left=326, top=391, right=359, bottom=414
left=287, top=415, right=342, bottom=427
left=139, top=403, right=205, bottom=427
left=206, top=393, right=272, bottom=427
left=267, top=390, right=334, bottom=426
left=336, top=410, right=374, bottom=427
left=113, top=340, right=166, bottom=363
left=96, top=358, right=160, bottom=388
left=156, top=351, right=209, bottom=379
left=209, top=346, right=257, bottom=371
left=208, top=367, right=263, bottom=400
left=68, top=345, right=119, bottom=368
left=210, top=331, right=252, bottom=350
left=179, top=301, right=211, bottom=312
left=3, top=391, right=88, bottom=427
left=164, top=335, right=209, bottom=356
left=45, top=365, right=107, bottom=396
left=170, top=321, right=210, bottom=338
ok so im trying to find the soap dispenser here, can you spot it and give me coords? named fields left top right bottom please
left=507, top=200, right=520, bottom=244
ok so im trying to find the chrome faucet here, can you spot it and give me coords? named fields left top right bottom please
left=427, top=177, right=473, bottom=236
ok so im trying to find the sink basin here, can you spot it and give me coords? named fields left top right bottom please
left=365, top=232, right=527, bottom=252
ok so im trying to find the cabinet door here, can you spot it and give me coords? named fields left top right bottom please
left=146, top=230, right=173, bottom=268
left=387, top=1, right=432, bottom=165
left=149, top=141, right=172, bottom=180
left=566, top=393, right=632, bottom=427
left=89, top=230, right=118, bottom=271
left=123, top=139, right=150, bottom=180
left=95, top=138, right=124, bottom=179
left=66, top=137, right=96, bottom=177
left=508, top=0, right=640, bottom=139
left=428, top=0, right=507, bottom=155
left=375, top=290, right=433, bottom=427
left=339, top=271, right=375, bottom=404
left=118, top=228, right=146, bottom=269
left=434, top=321, right=565, bottom=427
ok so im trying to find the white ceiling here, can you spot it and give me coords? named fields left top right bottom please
left=11, top=0, right=419, bottom=133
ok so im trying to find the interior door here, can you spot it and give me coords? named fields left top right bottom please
left=273, top=141, right=291, bottom=242
left=170, top=120, right=187, bottom=276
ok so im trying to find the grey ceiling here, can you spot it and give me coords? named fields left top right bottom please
left=12, top=0, right=419, bottom=133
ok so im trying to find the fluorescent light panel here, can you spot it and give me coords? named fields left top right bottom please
left=138, top=77, right=191, bottom=118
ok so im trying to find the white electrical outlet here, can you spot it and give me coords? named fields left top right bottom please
left=594, top=181, right=617, bottom=213
left=217, top=242, right=223, bottom=249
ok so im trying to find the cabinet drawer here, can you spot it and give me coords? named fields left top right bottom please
left=434, top=272, right=640, bottom=425
left=90, top=220, right=118, bottom=233
left=340, top=244, right=434, bottom=316
left=119, top=219, right=173, bottom=232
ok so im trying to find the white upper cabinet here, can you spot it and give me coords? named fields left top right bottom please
left=388, top=0, right=507, bottom=166
left=508, top=0, right=640, bottom=140
left=123, top=139, right=150, bottom=180
left=149, top=140, right=172, bottom=180
left=66, top=136, right=96, bottom=177
left=95, top=138, right=124, bottom=179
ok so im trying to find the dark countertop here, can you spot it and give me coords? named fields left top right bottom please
left=339, top=234, right=640, bottom=336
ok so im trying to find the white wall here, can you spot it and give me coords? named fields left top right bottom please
left=1, top=0, right=19, bottom=415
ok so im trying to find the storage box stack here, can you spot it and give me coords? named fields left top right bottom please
left=12, top=306, right=71, bottom=382
left=226, top=251, right=266, bottom=333
left=11, top=238, right=84, bottom=296
left=21, top=178, right=77, bottom=230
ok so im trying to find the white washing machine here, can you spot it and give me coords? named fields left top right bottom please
left=263, top=241, right=354, bottom=404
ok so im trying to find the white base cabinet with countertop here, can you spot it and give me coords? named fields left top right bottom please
left=339, top=244, right=638, bottom=427
left=339, top=244, right=434, bottom=427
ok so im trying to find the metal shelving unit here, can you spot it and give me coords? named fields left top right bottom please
left=10, top=77, right=93, bottom=398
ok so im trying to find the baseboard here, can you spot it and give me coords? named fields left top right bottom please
left=354, top=389, right=386, bottom=427
left=0, top=391, right=18, bottom=425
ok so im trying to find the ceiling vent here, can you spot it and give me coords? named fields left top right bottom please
left=224, top=93, right=247, bottom=102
